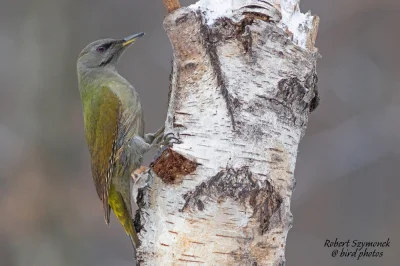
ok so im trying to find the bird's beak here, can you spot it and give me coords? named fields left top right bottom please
left=121, top=32, right=145, bottom=47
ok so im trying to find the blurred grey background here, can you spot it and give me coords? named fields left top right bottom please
left=0, top=0, right=398, bottom=265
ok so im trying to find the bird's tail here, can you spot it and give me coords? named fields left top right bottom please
left=129, top=227, right=140, bottom=248
left=129, top=233, right=139, bottom=261
left=108, top=185, right=140, bottom=254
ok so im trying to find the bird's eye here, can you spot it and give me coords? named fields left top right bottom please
left=96, top=42, right=112, bottom=52
left=96, top=46, right=106, bottom=52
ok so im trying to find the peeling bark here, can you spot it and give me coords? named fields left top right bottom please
left=134, top=0, right=319, bottom=265
left=152, top=148, right=197, bottom=184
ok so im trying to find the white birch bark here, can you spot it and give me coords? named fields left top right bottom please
left=133, top=0, right=319, bottom=265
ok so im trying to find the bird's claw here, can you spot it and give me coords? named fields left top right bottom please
left=162, top=132, right=181, bottom=145
left=149, top=133, right=181, bottom=166
left=153, top=132, right=181, bottom=147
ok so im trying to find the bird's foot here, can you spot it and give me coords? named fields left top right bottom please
left=144, top=126, right=165, bottom=144
left=162, top=132, right=181, bottom=146
left=152, top=131, right=181, bottom=148
left=149, top=133, right=178, bottom=165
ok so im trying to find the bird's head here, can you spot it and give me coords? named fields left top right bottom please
left=77, top=32, right=145, bottom=69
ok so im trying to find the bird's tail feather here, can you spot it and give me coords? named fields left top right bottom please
left=108, top=185, right=140, bottom=254
left=129, top=234, right=138, bottom=261
left=129, top=228, right=140, bottom=248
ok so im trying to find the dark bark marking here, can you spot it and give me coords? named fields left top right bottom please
left=305, top=72, right=319, bottom=112
left=255, top=94, right=297, bottom=127
left=254, top=76, right=317, bottom=127
left=196, top=199, right=204, bottom=211
left=167, top=58, right=174, bottom=106
left=249, top=181, right=282, bottom=235
left=235, top=16, right=255, bottom=54
left=276, top=77, right=308, bottom=106
left=197, top=14, right=271, bottom=132
left=181, top=166, right=282, bottom=235
left=134, top=186, right=148, bottom=234
left=175, top=13, right=188, bottom=24
left=199, top=17, right=237, bottom=130
left=309, top=89, right=320, bottom=113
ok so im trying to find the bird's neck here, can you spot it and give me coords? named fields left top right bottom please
left=78, top=66, right=125, bottom=93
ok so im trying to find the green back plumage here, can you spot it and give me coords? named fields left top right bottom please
left=79, top=73, right=144, bottom=244
left=82, top=85, right=120, bottom=224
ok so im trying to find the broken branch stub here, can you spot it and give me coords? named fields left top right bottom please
left=135, top=1, right=319, bottom=265
left=162, top=0, right=181, bottom=13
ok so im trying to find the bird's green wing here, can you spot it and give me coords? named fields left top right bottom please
left=83, top=86, right=121, bottom=225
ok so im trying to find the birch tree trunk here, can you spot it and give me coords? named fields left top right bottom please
left=133, top=0, right=319, bottom=265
